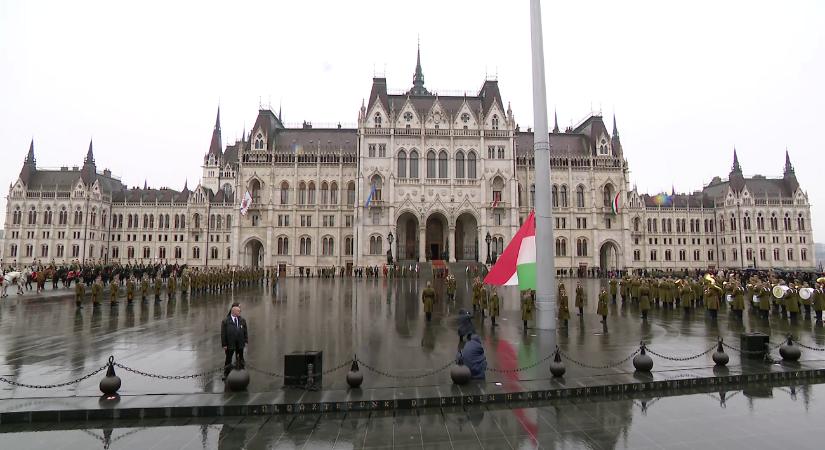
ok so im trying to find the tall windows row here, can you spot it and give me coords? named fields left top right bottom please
left=278, top=181, right=353, bottom=206
left=395, top=149, right=477, bottom=179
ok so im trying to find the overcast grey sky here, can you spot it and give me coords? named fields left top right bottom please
left=2, top=0, right=823, bottom=241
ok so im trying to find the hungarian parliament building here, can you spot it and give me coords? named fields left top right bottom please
left=2, top=53, right=816, bottom=274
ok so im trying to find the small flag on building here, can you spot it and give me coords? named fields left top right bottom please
left=240, top=191, right=252, bottom=216
left=364, top=183, right=377, bottom=208
left=611, top=192, right=621, bottom=215
left=484, top=210, right=536, bottom=291
left=491, top=198, right=499, bottom=208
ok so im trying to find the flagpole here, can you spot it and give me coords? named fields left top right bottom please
left=530, top=0, right=557, bottom=331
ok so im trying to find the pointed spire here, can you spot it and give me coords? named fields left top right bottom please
left=612, top=114, right=619, bottom=137
left=731, top=147, right=742, bottom=173
left=207, top=107, right=223, bottom=161
left=784, top=148, right=794, bottom=174
left=552, top=110, right=560, bottom=133
left=85, top=139, right=95, bottom=164
left=409, top=40, right=430, bottom=96
left=183, top=179, right=189, bottom=191
left=215, top=107, right=221, bottom=130
left=25, top=139, right=35, bottom=163
left=143, top=179, right=148, bottom=190
left=671, top=185, right=676, bottom=196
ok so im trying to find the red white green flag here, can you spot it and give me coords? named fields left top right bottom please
left=484, top=211, right=536, bottom=290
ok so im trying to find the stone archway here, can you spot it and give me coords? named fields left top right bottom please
left=244, top=238, right=264, bottom=268
left=599, top=240, right=620, bottom=272
left=454, top=212, right=479, bottom=261
left=395, top=211, right=419, bottom=261
left=425, top=212, right=448, bottom=261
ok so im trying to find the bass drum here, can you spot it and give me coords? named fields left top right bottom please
left=799, top=288, right=814, bottom=301
left=772, top=285, right=790, bottom=299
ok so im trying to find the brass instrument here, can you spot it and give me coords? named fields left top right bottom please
left=817, top=276, right=825, bottom=285
left=704, top=274, right=716, bottom=286
left=772, top=285, right=790, bottom=299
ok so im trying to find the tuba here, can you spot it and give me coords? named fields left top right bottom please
left=772, top=285, right=790, bottom=299
left=704, top=274, right=716, bottom=286
left=817, top=276, right=825, bottom=285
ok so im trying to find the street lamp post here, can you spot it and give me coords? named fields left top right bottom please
left=485, top=232, right=492, bottom=265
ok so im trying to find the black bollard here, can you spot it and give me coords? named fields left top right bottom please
left=99, top=356, right=122, bottom=397
left=633, top=341, right=654, bottom=372
left=549, top=347, right=566, bottom=378
left=779, top=335, right=802, bottom=362
left=346, top=357, right=363, bottom=389
left=712, top=338, right=729, bottom=367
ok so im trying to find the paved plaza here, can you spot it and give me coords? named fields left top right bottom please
left=2, top=273, right=825, bottom=400
left=0, top=381, right=822, bottom=449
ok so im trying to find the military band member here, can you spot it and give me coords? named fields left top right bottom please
left=109, top=275, right=120, bottom=305
left=704, top=280, right=723, bottom=320
left=757, top=282, right=772, bottom=320
left=140, top=275, right=150, bottom=302
left=609, top=277, right=618, bottom=303
left=126, top=276, right=135, bottom=304
left=813, top=281, right=825, bottom=324
left=786, top=284, right=800, bottom=321
left=153, top=276, right=162, bottom=302
left=679, top=279, right=693, bottom=314
left=74, top=278, right=85, bottom=308
left=800, top=282, right=813, bottom=319
left=597, top=287, right=609, bottom=325
left=168, top=274, right=177, bottom=301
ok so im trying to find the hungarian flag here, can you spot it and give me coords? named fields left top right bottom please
left=611, top=192, right=621, bottom=215
left=240, top=191, right=252, bottom=216
left=484, top=211, right=536, bottom=290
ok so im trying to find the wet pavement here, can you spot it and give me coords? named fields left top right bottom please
left=0, top=380, right=822, bottom=449
left=2, top=274, right=825, bottom=399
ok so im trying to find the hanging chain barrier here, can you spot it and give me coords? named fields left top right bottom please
left=558, top=348, right=640, bottom=370
left=113, top=362, right=229, bottom=380
left=721, top=340, right=783, bottom=355
left=646, top=344, right=717, bottom=362
left=247, top=359, right=351, bottom=381
left=486, top=352, right=556, bottom=374
left=357, top=358, right=455, bottom=380
left=0, top=364, right=108, bottom=389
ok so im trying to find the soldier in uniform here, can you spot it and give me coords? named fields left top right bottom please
left=679, top=279, right=693, bottom=315
left=609, top=277, right=618, bottom=304
left=704, top=279, right=723, bottom=320
left=575, top=282, right=586, bottom=316
left=786, top=283, right=800, bottom=321
left=489, top=286, right=500, bottom=327
left=126, top=276, right=135, bottom=305
left=813, top=279, right=825, bottom=324
left=597, top=286, right=609, bottom=325
left=140, top=275, right=150, bottom=303
left=558, top=285, right=570, bottom=326
left=180, top=272, right=189, bottom=296
left=421, top=281, right=435, bottom=322
left=91, top=276, right=103, bottom=307
left=109, top=274, right=120, bottom=305
left=520, top=289, right=534, bottom=331
left=153, top=275, right=162, bottom=302
left=74, top=278, right=85, bottom=308
left=471, top=279, right=482, bottom=314
left=730, top=280, right=745, bottom=319
left=168, top=273, right=177, bottom=301
left=446, top=274, right=457, bottom=301
left=480, top=285, right=488, bottom=319
left=639, top=279, right=651, bottom=320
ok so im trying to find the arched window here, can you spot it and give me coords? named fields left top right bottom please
left=322, top=236, right=334, bottom=256
left=787, top=248, right=794, bottom=261
left=180, top=214, right=186, bottom=229
left=193, top=213, right=200, bottom=229
left=347, top=181, right=356, bottom=205
left=409, top=150, right=419, bottom=178
left=530, top=184, right=536, bottom=206
left=226, top=215, right=231, bottom=228
left=344, top=236, right=353, bottom=256
left=552, top=185, right=559, bottom=207
left=308, top=182, right=316, bottom=205
left=149, top=214, right=154, bottom=229
left=426, top=150, right=436, bottom=178
left=249, top=179, right=262, bottom=204
left=555, top=238, right=567, bottom=256
left=798, top=214, right=806, bottom=231
left=192, top=246, right=200, bottom=259
left=321, top=181, right=329, bottom=205
left=576, top=238, right=588, bottom=257
left=370, top=174, right=383, bottom=202
left=216, top=215, right=222, bottom=230
left=467, top=151, right=477, bottom=179
left=455, top=150, right=465, bottom=179
left=491, top=114, right=499, bottom=130
left=277, top=236, right=289, bottom=255
left=28, top=207, right=37, bottom=225
left=44, top=207, right=52, bottom=225
left=12, top=207, right=21, bottom=225
left=330, top=182, right=338, bottom=204
left=174, top=246, right=182, bottom=259
left=298, top=182, right=307, bottom=205
left=59, top=207, right=67, bottom=225
left=603, top=183, right=615, bottom=208
left=560, top=185, right=569, bottom=207
left=374, top=113, right=382, bottom=128
left=254, top=132, right=264, bottom=150
left=369, top=235, right=383, bottom=255
left=517, top=183, right=523, bottom=206
left=397, top=150, right=407, bottom=178
left=801, top=248, right=808, bottom=261
left=280, top=181, right=290, bottom=205
left=438, top=150, right=448, bottom=179
left=633, top=217, right=640, bottom=232
left=299, top=236, right=312, bottom=255
left=492, top=176, right=504, bottom=206
left=174, top=214, right=180, bottom=229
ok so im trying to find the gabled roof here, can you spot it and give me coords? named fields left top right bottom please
left=273, top=128, right=357, bottom=154
left=515, top=132, right=590, bottom=156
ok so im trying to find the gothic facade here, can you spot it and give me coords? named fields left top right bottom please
left=2, top=55, right=816, bottom=273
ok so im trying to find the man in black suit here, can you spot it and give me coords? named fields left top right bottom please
left=221, top=305, right=248, bottom=379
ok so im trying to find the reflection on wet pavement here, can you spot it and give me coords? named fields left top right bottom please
left=0, top=382, right=822, bottom=449
left=2, top=276, right=825, bottom=398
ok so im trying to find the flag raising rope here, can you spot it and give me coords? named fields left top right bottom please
left=484, top=211, right=536, bottom=291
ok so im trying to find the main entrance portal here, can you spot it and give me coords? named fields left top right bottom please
left=425, top=213, right=447, bottom=260
left=244, top=238, right=264, bottom=268
left=395, top=212, right=419, bottom=261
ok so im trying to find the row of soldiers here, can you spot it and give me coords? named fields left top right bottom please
left=73, top=267, right=266, bottom=308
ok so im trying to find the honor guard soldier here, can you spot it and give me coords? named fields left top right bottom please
left=813, top=279, right=825, bottom=324
left=575, top=282, right=586, bottom=316
left=639, top=280, right=651, bottom=320
left=109, top=274, right=120, bottom=305
left=140, top=275, right=150, bottom=302
left=609, top=278, right=618, bottom=303
left=421, top=281, right=435, bottom=322
left=558, top=285, right=570, bottom=326
left=167, top=273, right=177, bottom=301
left=597, top=286, right=609, bottom=325
left=520, top=289, right=534, bottom=331
left=74, top=278, right=85, bottom=308
left=91, top=276, right=103, bottom=307
left=180, top=273, right=189, bottom=296
left=489, top=287, right=500, bottom=327
left=446, top=274, right=457, bottom=301
left=679, top=279, right=693, bottom=315
left=126, top=276, right=135, bottom=305
left=471, top=278, right=482, bottom=313
left=480, top=285, right=488, bottom=319
left=153, top=276, right=162, bottom=302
